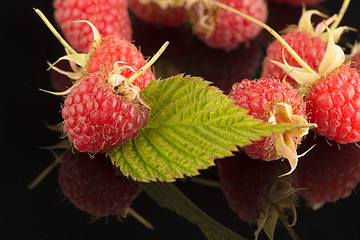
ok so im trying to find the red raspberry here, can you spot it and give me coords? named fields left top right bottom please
left=261, top=30, right=327, bottom=85
left=295, top=132, right=360, bottom=207
left=128, top=0, right=186, bottom=27
left=62, top=72, right=150, bottom=153
left=39, top=9, right=155, bottom=91
left=217, top=153, right=298, bottom=238
left=188, top=0, right=267, bottom=50
left=270, top=0, right=323, bottom=5
left=53, top=0, right=132, bottom=52
left=87, top=36, right=155, bottom=90
left=306, top=65, right=360, bottom=143
left=36, top=11, right=167, bottom=152
left=228, top=78, right=307, bottom=168
left=59, top=149, right=141, bottom=217
left=259, top=4, right=351, bottom=87
left=257, top=1, right=328, bottom=47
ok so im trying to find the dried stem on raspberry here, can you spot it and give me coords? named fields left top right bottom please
left=35, top=9, right=93, bottom=96
left=330, top=0, right=350, bottom=31
left=126, top=41, right=169, bottom=86
left=34, top=8, right=77, bottom=55
left=209, top=0, right=317, bottom=75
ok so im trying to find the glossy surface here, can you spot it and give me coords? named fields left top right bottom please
left=5, top=0, right=360, bottom=239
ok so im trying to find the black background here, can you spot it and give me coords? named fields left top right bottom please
left=4, top=0, right=360, bottom=239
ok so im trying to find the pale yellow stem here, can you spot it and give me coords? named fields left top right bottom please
left=330, top=0, right=350, bottom=30
left=34, top=8, right=77, bottom=55
left=126, top=41, right=169, bottom=86
left=210, top=1, right=317, bottom=75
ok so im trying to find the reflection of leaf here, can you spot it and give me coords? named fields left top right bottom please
left=108, top=75, right=297, bottom=182
left=139, top=182, right=248, bottom=240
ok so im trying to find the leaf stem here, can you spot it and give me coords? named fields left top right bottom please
left=210, top=0, right=317, bottom=75
left=34, top=8, right=77, bottom=55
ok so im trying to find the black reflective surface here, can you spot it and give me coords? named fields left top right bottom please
left=5, top=0, right=360, bottom=239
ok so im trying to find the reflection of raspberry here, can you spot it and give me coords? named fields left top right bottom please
left=128, top=0, right=186, bottom=27
left=217, top=153, right=298, bottom=238
left=53, top=0, right=132, bottom=52
left=185, top=41, right=262, bottom=94
left=59, top=150, right=141, bottom=217
left=295, top=132, right=360, bottom=207
left=217, top=155, right=296, bottom=221
left=62, top=72, right=150, bottom=153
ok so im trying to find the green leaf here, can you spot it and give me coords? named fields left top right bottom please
left=108, top=74, right=297, bottom=182
left=139, top=182, right=248, bottom=240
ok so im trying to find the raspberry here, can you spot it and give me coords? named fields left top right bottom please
left=59, top=149, right=141, bottom=217
left=228, top=78, right=308, bottom=174
left=225, top=1, right=357, bottom=143
left=39, top=9, right=156, bottom=91
left=188, top=0, right=267, bottom=50
left=261, top=30, right=327, bottom=85
left=87, top=36, right=155, bottom=90
left=217, top=153, right=298, bottom=238
left=128, top=0, right=186, bottom=27
left=62, top=72, right=150, bottom=153
left=270, top=0, right=323, bottom=5
left=53, top=0, right=132, bottom=53
left=260, top=3, right=352, bottom=87
left=306, top=65, right=360, bottom=143
left=295, top=132, right=360, bottom=207
left=36, top=10, right=169, bottom=152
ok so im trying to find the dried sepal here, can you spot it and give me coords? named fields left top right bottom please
left=187, top=0, right=216, bottom=37
left=268, top=103, right=315, bottom=176
left=318, top=27, right=345, bottom=76
left=319, top=26, right=351, bottom=43
left=297, top=9, right=328, bottom=36
left=73, top=20, right=103, bottom=51
left=270, top=60, right=320, bottom=87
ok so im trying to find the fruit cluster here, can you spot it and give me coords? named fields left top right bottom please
left=53, top=0, right=269, bottom=50
left=32, top=0, right=360, bottom=239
